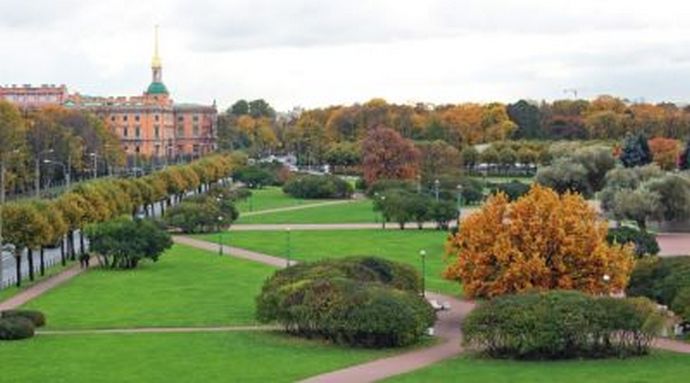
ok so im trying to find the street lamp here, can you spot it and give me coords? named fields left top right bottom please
left=416, top=175, right=422, bottom=194
left=380, top=195, right=386, bottom=229
left=456, top=184, right=463, bottom=221
left=43, top=159, right=71, bottom=190
left=434, top=179, right=440, bottom=201
left=285, top=227, right=291, bottom=267
left=89, top=152, right=98, bottom=179
left=35, top=148, right=54, bottom=197
left=420, top=250, right=427, bottom=297
left=218, top=216, right=224, bottom=256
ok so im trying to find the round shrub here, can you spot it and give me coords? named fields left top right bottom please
left=462, top=291, right=663, bottom=359
left=1, top=309, right=46, bottom=327
left=627, top=256, right=690, bottom=322
left=606, top=227, right=659, bottom=257
left=283, top=175, right=353, bottom=199
left=0, top=317, right=35, bottom=341
left=256, top=257, right=434, bottom=348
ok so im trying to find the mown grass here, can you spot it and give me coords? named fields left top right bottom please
left=22, top=244, right=276, bottom=329
left=198, top=229, right=462, bottom=296
left=237, top=199, right=376, bottom=224
left=384, top=352, right=690, bottom=383
left=0, top=331, right=397, bottom=383
left=235, top=186, right=327, bottom=213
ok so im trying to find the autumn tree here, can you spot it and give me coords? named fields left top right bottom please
left=444, top=185, right=634, bottom=298
left=362, top=125, right=420, bottom=185
left=416, top=140, right=461, bottom=184
left=648, top=137, right=681, bottom=170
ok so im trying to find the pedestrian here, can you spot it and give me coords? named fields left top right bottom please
left=78, top=253, right=86, bottom=269
left=85, top=253, right=91, bottom=268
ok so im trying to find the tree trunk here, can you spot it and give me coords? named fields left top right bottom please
left=14, top=252, right=21, bottom=287
left=27, top=248, right=35, bottom=281
left=637, top=219, right=647, bottom=232
left=79, top=231, right=85, bottom=255
left=60, top=239, right=66, bottom=266
left=161, top=201, right=166, bottom=216
left=69, top=231, right=76, bottom=260
left=39, top=247, right=45, bottom=276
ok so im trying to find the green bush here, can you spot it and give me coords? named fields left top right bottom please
left=256, top=257, right=434, bottom=348
left=1, top=310, right=46, bottom=327
left=489, top=181, right=531, bottom=201
left=462, top=291, right=663, bottom=359
left=366, top=179, right=417, bottom=197
left=627, top=256, right=690, bottom=322
left=232, top=165, right=276, bottom=188
left=283, top=175, right=353, bottom=199
left=0, top=317, right=35, bottom=341
left=606, top=227, right=659, bottom=257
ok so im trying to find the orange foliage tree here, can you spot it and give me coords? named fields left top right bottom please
left=648, top=137, right=681, bottom=170
left=361, top=125, right=420, bottom=185
left=444, top=185, right=634, bottom=299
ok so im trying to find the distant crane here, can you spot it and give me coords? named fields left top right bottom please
left=563, top=88, right=579, bottom=99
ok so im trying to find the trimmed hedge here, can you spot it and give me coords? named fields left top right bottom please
left=283, top=175, right=353, bottom=199
left=462, top=291, right=664, bottom=359
left=0, top=317, right=35, bottom=341
left=1, top=309, right=46, bottom=327
left=627, top=256, right=690, bottom=322
left=256, top=257, right=435, bottom=348
left=606, top=227, right=659, bottom=257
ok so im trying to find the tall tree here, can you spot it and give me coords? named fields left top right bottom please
left=507, top=100, right=542, bottom=139
left=444, top=185, right=634, bottom=298
left=620, top=133, right=653, bottom=168
left=362, top=125, right=420, bottom=185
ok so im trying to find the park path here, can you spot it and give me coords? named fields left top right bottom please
left=38, top=325, right=279, bottom=335
left=240, top=199, right=356, bottom=217
left=0, top=263, right=91, bottom=311
left=173, top=236, right=295, bottom=267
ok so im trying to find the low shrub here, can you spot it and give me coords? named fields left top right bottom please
left=1, top=310, right=46, bottom=327
left=489, top=181, right=531, bottom=201
left=0, top=317, right=35, bottom=341
left=366, top=179, right=417, bottom=197
left=462, top=290, right=664, bottom=359
left=627, top=256, right=690, bottom=322
left=283, top=175, right=353, bottom=199
left=256, top=257, right=434, bottom=348
left=606, top=227, right=659, bottom=257
left=232, top=165, right=277, bottom=188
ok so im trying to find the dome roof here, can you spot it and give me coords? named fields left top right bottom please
left=146, top=81, right=169, bottom=95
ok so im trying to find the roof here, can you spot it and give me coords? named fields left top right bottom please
left=146, top=81, right=169, bottom=95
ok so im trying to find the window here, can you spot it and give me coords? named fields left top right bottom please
left=193, top=115, right=199, bottom=122
left=110, top=116, right=116, bottom=122
left=135, top=126, right=141, bottom=138
left=155, top=145, right=160, bottom=155
left=154, top=125, right=160, bottom=138
left=135, top=115, right=140, bottom=122
left=135, top=146, right=140, bottom=153
left=155, top=114, right=160, bottom=122
left=177, top=126, right=184, bottom=137
left=177, top=115, right=184, bottom=122
left=193, top=125, right=199, bottom=137
left=193, top=144, right=200, bottom=153
left=123, top=115, right=128, bottom=122
left=123, top=127, right=128, bottom=137
left=124, top=146, right=129, bottom=153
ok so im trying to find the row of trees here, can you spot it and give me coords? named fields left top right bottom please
left=0, top=101, right=124, bottom=198
left=0, top=153, right=242, bottom=286
left=217, top=96, right=690, bottom=164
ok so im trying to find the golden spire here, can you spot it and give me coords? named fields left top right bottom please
left=152, top=25, right=161, bottom=68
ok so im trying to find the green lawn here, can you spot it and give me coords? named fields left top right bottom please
left=0, top=260, right=76, bottom=303
left=0, top=331, right=395, bottom=383
left=235, top=186, right=326, bottom=213
left=384, top=352, right=690, bottom=383
left=197, top=229, right=461, bottom=296
left=237, top=199, right=377, bottom=224
left=22, top=244, right=276, bottom=329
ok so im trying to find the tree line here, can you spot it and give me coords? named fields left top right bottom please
left=0, top=153, right=242, bottom=287
left=217, top=96, right=690, bottom=165
left=0, top=101, right=125, bottom=198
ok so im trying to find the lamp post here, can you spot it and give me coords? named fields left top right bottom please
left=420, top=250, right=427, bottom=297
left=285, top=227, right=291, bottom=267
left=380, top=195, right=386, bottom=229
left=35, top=148, right=54, bottom=197
left=218, top=216, right=224, bottom=256
left=416, top=175, right=422, bottom=194
left=89, top=152, right=98, bottom=179
left=456, top=184, right=463, bottom=221
left=434, top=179, right=440, bottom=201
left=43, top=160, right=71, bottom=190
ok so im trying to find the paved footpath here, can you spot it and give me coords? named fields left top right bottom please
left=240, top=199, right=356, bottom=217
left=0, top=263, right=90, bottom=311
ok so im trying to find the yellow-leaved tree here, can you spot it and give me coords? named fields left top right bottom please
left=444, top=185, right=634, bottom=298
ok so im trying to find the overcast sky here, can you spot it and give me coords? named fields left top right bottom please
left=1, top=0, right=690, bottom=111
